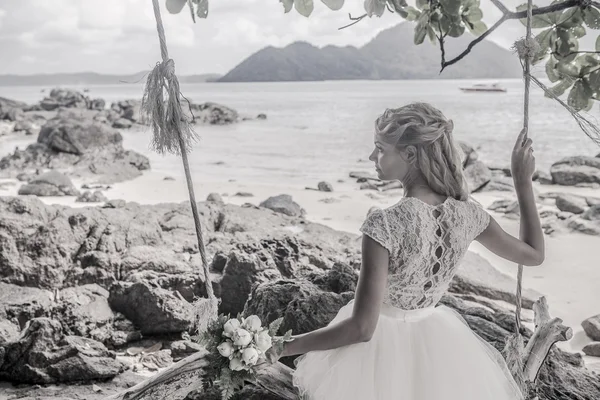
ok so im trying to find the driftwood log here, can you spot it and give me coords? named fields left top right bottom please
left=106, top=296, right=571, bottom=400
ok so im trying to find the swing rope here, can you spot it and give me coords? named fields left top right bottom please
left=143, top=0, right=218, bottom=333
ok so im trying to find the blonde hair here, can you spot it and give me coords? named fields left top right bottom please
left=375, top=102, right=470, bottom=201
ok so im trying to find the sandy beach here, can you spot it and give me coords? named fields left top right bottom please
left=1, top=167, right=599, bottom=370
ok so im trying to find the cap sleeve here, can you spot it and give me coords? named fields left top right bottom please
left=359, top=208, right=393, bottom=253
left=469, top=200, right=491, bottom=238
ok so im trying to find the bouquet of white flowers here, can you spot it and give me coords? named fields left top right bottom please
left=194, top=313, right=292, bottom=399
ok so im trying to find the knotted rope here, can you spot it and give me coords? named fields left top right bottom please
left=142, top=0, right=218, bottom=333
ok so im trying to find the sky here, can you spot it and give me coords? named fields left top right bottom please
left=0, top=0, right=593, bottom=76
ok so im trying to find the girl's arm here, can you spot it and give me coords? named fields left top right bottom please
left=280, top=234, right=389, bottom=357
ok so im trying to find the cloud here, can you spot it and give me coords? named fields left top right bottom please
left=0, top=0, right=594, bottom=76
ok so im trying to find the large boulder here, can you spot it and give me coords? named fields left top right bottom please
left=259, top=194, right=305, bottom=217
left=108, top=282, right=194, bottom=335
left=555, top=193, right=588, bottom=214
left=0, top=97, right=28, bottom=120
left=582, top=315, right=600, bottom=341
left=18, top=170, right=80, bottom=196
left=0, top=318, right=126, bottom=383
left=550, top=156, right=600, bottom=186
left=111, top=100, right=141, bottom=123
left=464, top=160, right=492, bottom=192
left=187, top=102, right=239, bottom=125
left=0, top=111, right=150, bottom=184
left=458, top=141, right=478, bottom=167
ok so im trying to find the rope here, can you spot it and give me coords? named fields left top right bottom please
left=514, top=0, right=534, bottom=337
left=149, top=0, right=215, bottom=302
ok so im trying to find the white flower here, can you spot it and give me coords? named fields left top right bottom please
left=241, top=347, right=259, bottom=366
left=217, top=341, right=234, bottom=358
left=254, top=330, right=272, bottom=353
left=229, top=356, right=245, bottom=371
left=242, top=315, right=262, bottom=332
left=223, top=319, right=241, bottom=338
left=232, top=328, right=253, bottom=347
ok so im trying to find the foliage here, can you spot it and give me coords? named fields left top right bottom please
left=174, top=0, right=600, bottom=112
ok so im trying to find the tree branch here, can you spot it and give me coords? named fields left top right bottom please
left=441, top=0, right=581, bottom=72
left=338, top=13, right=367, bottom=30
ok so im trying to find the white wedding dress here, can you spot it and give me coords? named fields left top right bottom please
left=292, top=196, right=524, bottom=400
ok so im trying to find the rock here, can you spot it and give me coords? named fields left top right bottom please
left=488, top=199, right=520, bottom=218
left=187, top=102, right=239, bottom=125
left=567, top=218, right=600, bottom=236
left=76, top=190, right=108, bottom=203
left=40, top=89, right=89, bottom=110
left=243, top=279, right=354, bottom=336
left=582, top=342, right=600, bottom=357
left=587, top=197, right=600, bottom=207
left=317, top=181, right=333, bottom=192
left=89, top=99, right=106, bottom=111
left=0, top=283, right=55, bottom=328
left=0, top=319, right=20, bottom=344
left=555, top=193, right=588, bottom=214
left=168, top=340, right=203, bottom=360
left=308, top=262, right=357, bottom=294
left=108, top=282, right=194, bottom=335
left=18, top=170, right=80, bottom=196
left=140, top=349, right=173, bottom=370
left=112, top=118, right=133, bottom=129
left=581, top=205, right=600, bottom=221
left=537, top=170, right=553, bottom=185
left=94, top=109, right=121, bottom=125
left=234, top=192, right=254, bottom=197
left=458, top=141, right=478, bottom=167
left=478, top=176, right=514, bottom=192
left=110, top=100, right=141, bottom=123
left=164, top=176, right=176, bottom=181
left=0, top=318, right=126, bottom=383
left=550, top=156, right=600, bottom=186
left=0, top=112, right=150, bottom=184
left=219, top=251, right=282, bottom=316
left=206, top=193, right=223, bottom=204
left=256, top=113, right=267, bottom=120
left=360, top=181, right=379, bottom=191
left=259, top=194, right=305, bottom=217
left=464, top=161, right=492, bottom=192
left=102, top=199, right=127, bottom=208
left=0, top=97, right=28, bottom=120
left=582, top=315, right=600, bottom=341
left=54, top=285, right=114, bottom=340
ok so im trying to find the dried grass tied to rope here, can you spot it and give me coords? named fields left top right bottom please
left=141, top=58, right=199, bottom=156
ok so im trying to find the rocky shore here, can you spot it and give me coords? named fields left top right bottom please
left=1, top=89, right=600, bottom=399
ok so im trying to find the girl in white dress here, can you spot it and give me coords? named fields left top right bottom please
left=266, top=102, right=544, bottom=400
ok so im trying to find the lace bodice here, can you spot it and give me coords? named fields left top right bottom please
left=360, top=196, right=490, bottom=310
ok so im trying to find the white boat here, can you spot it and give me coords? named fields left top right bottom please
left=459, top=83, right=507, bottom=93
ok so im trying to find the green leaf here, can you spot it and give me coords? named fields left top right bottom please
left=570, top=24, right=586, bottom=38
left=587, top=70, right=600, bottom=95
left=439, top=0, right=462, bottom=16
left=365, top=0, right=386, bottom=16
left=321, top=0, right=344, bottom=10
left=283, top=330, right=294, bottom=341
left=166, top=0, right=188, bottom=14
left=577, top=54, right=600, bottom=75
left=546, top=79, right=574, bottom=98
left=388, top=0, right=408, bottom=11
left=516, top=4, right=554, bottom=28
left=414, top=20, right=428, bottom=44
left=427, top=25, right=437, bottom=43
left=294, top=0, right=314, bottom=17
left=464, top=7, right=483, bottom=22
left=546, top=57, right=561, bottom=82
left=416, top=0, right=429, bottom=10
left=280, top=0, right=294, bottom=13
left=583, top=6, right=600, bottom=29
left=557, top=7, right=583, bottom=28
left=268, top=317, right=284, bottom=336
left=404, top=6, right=421, bottom=21
left=194, top=0, right=209, bottom=19
left=568, top=80, right=594, bottom=111
left=448, top=22, right=466, bottom=37
left=557, top=60, right=581, bottom=77
left=466, top=20, right=487, bottom=36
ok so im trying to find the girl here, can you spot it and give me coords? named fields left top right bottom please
left=268, top=102, right=544, bottom=400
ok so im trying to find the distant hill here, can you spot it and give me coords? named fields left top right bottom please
left=0, top=72, right=222, bottom=86
left=219, top=23, right=522, bottom=82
